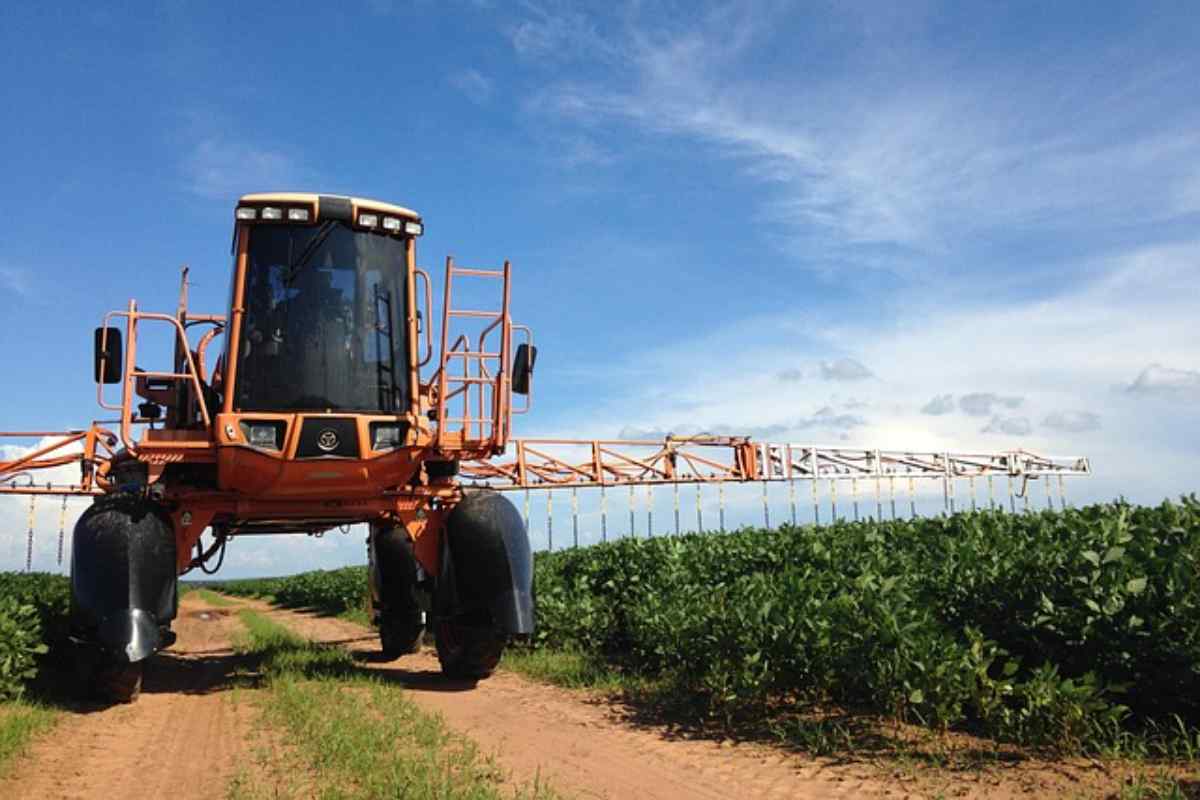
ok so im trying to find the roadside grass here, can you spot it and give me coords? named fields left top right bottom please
left=500, top=646, right=629, bottom=692
left=1117, top=772, right=1197, bottom=799
left=195, top=589, right=240, bottom=607
left=228, top=610, right=560, bottom=800
left=337, top=606, right=371, bottom=628
left=0, top=701, right=58, bottom=777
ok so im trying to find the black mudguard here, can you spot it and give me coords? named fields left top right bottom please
left=71, top=495, right=177, bottom=663
left=437, top=490, right=534, bottom=635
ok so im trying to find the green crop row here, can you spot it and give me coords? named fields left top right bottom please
left=205, top=565, right=369, bottom=617
left=0, top=573, right=70, bottom=700
left=531, top=496, right=1200, bottom=751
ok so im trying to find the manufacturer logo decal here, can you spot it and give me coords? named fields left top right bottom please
left=316, top=429, right=340, bottom=452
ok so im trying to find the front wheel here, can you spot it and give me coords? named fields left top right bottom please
left=75, top=648, right=144, bottom=704
left=434, top=618, right=504, bottom=680
left=379, top=614, right=423, bottom=660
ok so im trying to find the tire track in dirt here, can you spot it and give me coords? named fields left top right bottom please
left=246, top=599, right=911, bottom=800
left=0, top=594, right=256, bottom=800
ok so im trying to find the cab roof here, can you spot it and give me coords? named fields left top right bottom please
left=238, top=192, right=421, bottom=221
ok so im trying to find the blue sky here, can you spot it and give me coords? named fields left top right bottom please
left=2, top=1, right=1198, bottom=576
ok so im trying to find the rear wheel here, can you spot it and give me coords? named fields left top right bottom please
left=379, top=613, right=423, bottom=660
left=434, top=618, right=504, bottom=680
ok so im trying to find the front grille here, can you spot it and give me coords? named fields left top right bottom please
left=295, top=418, right=359, bottom=458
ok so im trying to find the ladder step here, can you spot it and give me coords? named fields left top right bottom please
left=448, top=309, right=501, bottom=319
left=443, top=376, right=496, bottom=385
left=451, top=268, right=505, bottom=278
left=444, top=351, right=501, bottom=359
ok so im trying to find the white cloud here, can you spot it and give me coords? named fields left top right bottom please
left=820, top=358, right=873, bottom=381
left=1126, top=363, right=1200, bottom=400
left=1043, top=410, right=1102, bottom=433
left=920, top=394, right=955, bottom=415
left=549, top=239, right=1200, bottom=505
left=183, top=135, right=308, bottom=201
left=448, top=68, right=493, bottom=105
left=981, top=415, right=1032, bottom=436
left=1, top=437, right=89, bottom=574
left=778, top=368, right=804, bottom=382
left=959, top=393, right=1023, bottom=418
left=507, top=5, right=620, bottom=62
left=515, top=5, right=1200, bottom=269
left=0, top=266, right=31, bottom=297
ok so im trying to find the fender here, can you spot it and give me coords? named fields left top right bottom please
left=71, top=494, right=177, bottom=663
left=437, top=490, right=534, bottom=635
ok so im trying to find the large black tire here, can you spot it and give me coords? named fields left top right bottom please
left=75, top=648, right=144, bottom=704
left=95, top=660, right=143, bottom=703
left=379, top=614, right=423, bottom=660
left=434, top=618, right=504, bottom=680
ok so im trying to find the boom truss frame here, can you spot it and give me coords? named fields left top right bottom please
left=460, top=437, right=1091, bottom=491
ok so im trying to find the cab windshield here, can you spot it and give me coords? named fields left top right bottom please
left=235, top=222, right=409, bottom=412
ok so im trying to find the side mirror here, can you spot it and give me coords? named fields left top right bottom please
left=512, top=343, right=537, bottom=395
left=94, top=327, right=123, bottom=384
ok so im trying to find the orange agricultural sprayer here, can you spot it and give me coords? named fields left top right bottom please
left=0, top=192, right=1092, bottom=703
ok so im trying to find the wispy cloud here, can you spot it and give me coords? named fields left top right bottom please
left=557, top=238, right=1200, bottom=503
left=981, top=416, right=1032, bottom=436
left=0, top=266, right=31, bottom=297
left=820, top=358, right=872, bottom=381
left=959, top=393, right=1023, bottom=418
left=920, top=394, right=955, bottom=416
left=1043, top=410, right=1102, bottom=433
left=180, top=117, right=310, bottom=200
left=778, top=368, right=804, bottom=382
left=1126, top=364, right=1200, bottom=400
left=506, top=4, right=621, bottom=63
left=616, top=403, right=864, bottom=442
left=448, top=68, right=493, bottom=105
left=513, top=4, right=1200, bottom=273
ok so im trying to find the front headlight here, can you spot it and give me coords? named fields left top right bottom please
left=370, top=422, right=407, bottom=451
left=239, top=420, right=286, bottom=451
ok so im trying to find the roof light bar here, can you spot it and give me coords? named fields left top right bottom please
left=235, top=207, right=257, bottom=220
left=260, top=207, right=283, bottom=220
left=287, top=207, right=310, bottom=221
left=358, top=213, right=379, bottom=228
left=381, top=216, right=401, bottom=232
left=404, top=221, right=423, bottom=236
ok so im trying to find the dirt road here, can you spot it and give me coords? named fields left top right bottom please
left=245, top=600, right=923, bottom=800
left=2, top=594, right=1160, bottom=800
left=0, top=597, right=254, bottom=800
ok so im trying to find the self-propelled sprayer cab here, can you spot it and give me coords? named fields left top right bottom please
left=213, top=193, right=431, bottom=503
left=64, top=191, right=537, bottom=699
left=89, top=192, right=532, bottom=513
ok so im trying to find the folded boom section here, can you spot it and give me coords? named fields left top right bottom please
left=460, top=437, right=1091, bottom=491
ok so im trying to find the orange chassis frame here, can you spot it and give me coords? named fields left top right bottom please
left=0, top=237, right=524, bottom=579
